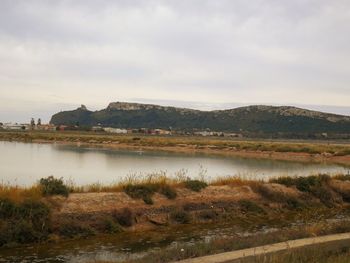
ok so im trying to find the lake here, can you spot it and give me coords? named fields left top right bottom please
left=0, top=141, right=348, bottom=186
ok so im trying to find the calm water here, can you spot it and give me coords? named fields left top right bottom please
left=0, top=141, right=349, bottom=186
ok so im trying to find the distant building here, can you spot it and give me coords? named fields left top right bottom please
left=103, top=127, right=128, bottom=134
left=224, top=133, right=242, bottom=138
left=194, top=131, right=212, bottom=137
left=36, top=124, right=56, bottom=131
left=2, top=123, right=29, bottom=131
left=154, top=129, right=171, bottom=135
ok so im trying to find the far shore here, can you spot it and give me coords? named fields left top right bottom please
left=1, top=130, right=350, bottom=166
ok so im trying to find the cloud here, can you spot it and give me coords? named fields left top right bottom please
left=0, top=0, right=349, bottom=122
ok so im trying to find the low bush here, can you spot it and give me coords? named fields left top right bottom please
left=159, top=185, right=177, bottom=199
left=270, top=174, right=340, bottom=207
left=0, top=198, right=16, bottom=218
left=170, top=209, right=191, bottom=224
left=59, top=222, right=95, bottom=238
left=104, top=218, right=123, bottom=234
left=0, top=198, right=51, bottom=246
left=253, top=184, right=287, bottom=203
left=112, top=208, right=134, bottom=227
left=269, top=177, right=295, bottom=187
left=285, top=197, right=305, bottom=210
left=124, top=183, right=177, bottom=204
left=238, top=199, right=265, bottom=214
left=270, top=174, right=331, bottom=193
left=14, top=220, right=40, bottom=244
left=198, top=210, right=218, bottom=220
left=39, top=176, right=69, bottom=197
left=124, top=184, right=156, bottom=204
left=311, top=186, right=338, bottom=207
left=184, top=180, right=208, bottom=192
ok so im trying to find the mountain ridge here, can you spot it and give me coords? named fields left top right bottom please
left=50, top=102, right=350, bottom=137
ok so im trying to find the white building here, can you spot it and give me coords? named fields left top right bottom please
left=2, top=123, right=29, bottom=131
left=103, top=127, right=128, bottom=134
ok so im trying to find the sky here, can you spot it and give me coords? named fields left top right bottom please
left=0, top=0, right=349, bottom=123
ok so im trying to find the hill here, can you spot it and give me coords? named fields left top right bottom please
left=50, top=102, right=350, bottom=137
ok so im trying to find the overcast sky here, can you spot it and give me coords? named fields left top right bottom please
left=1, top=0, right=350, bottom=123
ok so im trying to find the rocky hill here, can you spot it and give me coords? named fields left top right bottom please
left=50, top=102, right=350, bottom=137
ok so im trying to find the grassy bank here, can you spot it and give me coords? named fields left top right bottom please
left=1, top=130, right=350, bottom=157
left=2, top=172, right=350, bottom=255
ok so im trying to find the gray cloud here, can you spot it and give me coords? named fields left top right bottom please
left=0, top=0, right=349, bottom=123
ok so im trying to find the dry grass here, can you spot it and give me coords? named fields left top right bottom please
left=211, top=175, right=263, bottom=188
left=0, top=184, right=43, bottom=203
left=69, top=171, right=187, bottom=193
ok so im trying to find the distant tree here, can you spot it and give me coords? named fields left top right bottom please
left=30, top=118, right=35, bottom=127
left=37, top=118, right=41, bottom=126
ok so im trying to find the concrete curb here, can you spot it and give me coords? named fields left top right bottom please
left=175, top=232, right=350, bottom=263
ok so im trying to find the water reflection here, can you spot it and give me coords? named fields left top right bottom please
left=0, top=141, right=348, bottom=186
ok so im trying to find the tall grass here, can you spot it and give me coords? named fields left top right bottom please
left=0, top=184, right=43, bottom=203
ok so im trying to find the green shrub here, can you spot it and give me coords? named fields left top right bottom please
left=18, top=200, right=50, bottom=219
left=159, top=185, right=177, bottom=199
left=198, top=210, right=217, bottom=220
left=285, top=197, right=305, bottom=210
left=184, top=180, right=208, bottom=192
left=0, top=222, right=12, bottom=246
left=170, top=209, right=191, bottom=224
left=0, top=198, right=17, bottom=219
left=59, top=222, right=95, bottom=238
left=124, top=183, right=177, bottom=203
left=124, top=184, right=157, bottom=204
left=270, top=177, right=295, bottom=187
left=17, top=200, right=50, bottom=232
left=112, top=208, right=134, bottom=227
left=253, top=184, right=286, bottom=203
left=39, top=176, right=69, bottom=197
left=14, top=220, right=40, bottom=244
left=270, top=174, right=330, bottom=193
left=0, top=199, right=51, bottom=246
left=311, top=186, right=337, bottom=207
left=104, top=218, right=123, bottom=234
left=238, top=199, right=265, bottom=214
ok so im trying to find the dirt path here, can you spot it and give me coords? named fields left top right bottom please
left=176, top=232, right=350, bottom=263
